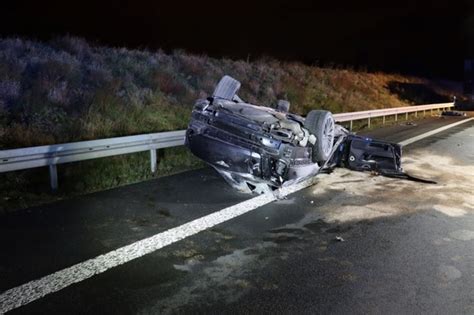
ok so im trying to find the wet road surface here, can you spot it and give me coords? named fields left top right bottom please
left=1, top=116, right=473, bottom=314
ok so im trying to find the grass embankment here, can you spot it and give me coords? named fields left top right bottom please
left=0, top=36, right=459, bottom=211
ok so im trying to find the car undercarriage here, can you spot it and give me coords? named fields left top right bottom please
left=186, top=76, right=426, bottom=194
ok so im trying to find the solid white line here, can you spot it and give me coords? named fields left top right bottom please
left=0, top=176, right=316, bottom=313
left=1, top=117, right=472, bottom=313
left=399, top=118, right=473, bottom=147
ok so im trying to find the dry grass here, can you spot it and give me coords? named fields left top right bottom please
left=0, top=36, right=458, bottom=148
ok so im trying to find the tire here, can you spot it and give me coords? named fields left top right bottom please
left=212, top=75, right=241, bottom=101
left=304, top=110, right=335, bottom=163
left=276, top=100, right=290, bottom=112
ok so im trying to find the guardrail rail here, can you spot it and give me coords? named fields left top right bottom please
left=0, top=102, right=454, bottom=190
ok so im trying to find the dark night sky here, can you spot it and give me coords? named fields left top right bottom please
left=0, top=0, right=471, bottom=79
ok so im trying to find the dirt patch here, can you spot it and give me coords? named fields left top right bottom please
left=302, top=146, right=474, bottom=225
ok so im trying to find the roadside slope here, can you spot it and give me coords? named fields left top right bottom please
left=0, top=36, right=461, bottom=210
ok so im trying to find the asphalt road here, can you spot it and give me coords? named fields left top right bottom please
left=1, top=116, right=473, bottom=314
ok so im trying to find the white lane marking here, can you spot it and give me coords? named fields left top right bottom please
left=399, top=118, right=473, bottom=147
left=1, top=117, right=472, bottom=313
left=0, top=176, right=316, bottom=313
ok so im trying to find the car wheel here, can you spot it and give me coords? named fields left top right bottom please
left=276, top=100, right=290, bottom=112
left=304, top=110, right=335, bottom=163
left=212, top=75, right=241, bottom=101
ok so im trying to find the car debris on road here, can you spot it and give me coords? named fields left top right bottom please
left=441, top=110, right=467, bottom=117
left=186, top=75, right=435, bottom=194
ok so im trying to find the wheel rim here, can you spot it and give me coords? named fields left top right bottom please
left=322, top=117, right=335, bottom=156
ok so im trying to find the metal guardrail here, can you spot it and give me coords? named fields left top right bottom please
left=0, top=102, right=454, bottom=190
left=0, top=130, right=186, bottom=190
left=334, top=102, right=454, bottom=129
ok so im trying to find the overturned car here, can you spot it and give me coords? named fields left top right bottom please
left=186, top=76, right=409, bottom=194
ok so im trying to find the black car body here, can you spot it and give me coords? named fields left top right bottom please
left=186, top=76, right=403, bottom=193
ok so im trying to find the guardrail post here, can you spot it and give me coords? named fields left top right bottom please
left=349, top=120, right=353, bottom=131
left=405, top=112, right=408, bottom=120
left=423, top=110, right=426, bottom=117
left=49, top=164, right=58, bottom=191
left=150, top=149, right=157, bottom=173
left=382, top=115, right=385, bottom=125
left=367, top=117, right=371, bottom=129
left=415, top=111, right=418, bottom=118
left=395, top=113, right=398, bottom=122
